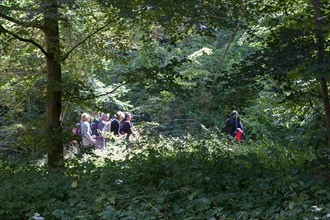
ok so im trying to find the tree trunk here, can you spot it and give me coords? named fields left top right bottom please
left=42, top=0, right=64, bottom=167
left=311, top=0, right=330, bottom=146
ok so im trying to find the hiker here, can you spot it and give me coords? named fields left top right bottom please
left=95, top=113, right=110, bottom=148
left=109, top=111, right=125, bottom=136
left=119, top=112, right=142, bottom=141
left=101, top=111, right=124, bottom=145
left=225, top=110, right=245, bottom=141
left=119, top=112, right=134, bottom=141
left=91, top=112, right=101, bottom=136
left=80, top=113, right=96, bottom=147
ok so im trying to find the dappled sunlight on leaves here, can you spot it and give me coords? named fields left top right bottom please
left=1, top=134, right=330, bottom=219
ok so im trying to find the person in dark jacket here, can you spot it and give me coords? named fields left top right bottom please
left=109, top=111, right=125, bottom=136
left=120, top=112, right=133, bottom=141
left=225, top=110, right=244, bottom=141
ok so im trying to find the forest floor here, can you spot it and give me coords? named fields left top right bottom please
left=1, top=135, right=330, bottom=219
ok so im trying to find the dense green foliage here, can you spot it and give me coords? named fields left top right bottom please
left=1, top=0, right=330, bottom=219
left=1, top=136, right=329, bottom=219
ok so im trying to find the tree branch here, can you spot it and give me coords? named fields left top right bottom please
left=0, top=4, right=42, bottom=12
left=141, top=197, right=168, bottom=220
left=62, top=19, right=115, bottom=61
left=210, top=0, right=248, bottom=93
left=0, top=25, right=49, bottom=58
left=0, top=12, right=26, bottom=25
left=309, top=97, right=323, bottom=115
left=0, top=145, right=28, bottom=153
left=0, top=11, right=43, bottom=28
left=317, top=14, right=330, bottom=20
left=65, top=83, right=125, bottom=101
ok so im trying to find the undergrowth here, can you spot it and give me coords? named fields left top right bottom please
left=0, top=134, right=329, bottom=220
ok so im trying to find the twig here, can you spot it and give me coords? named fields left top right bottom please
left=309, top=97, right=323, bottom=115
left=141, top=197, right=168, bottom=219
left=62, top=19, right=115, bottom=61
left=211, top=0, right=248, bottom=92
left=66, top=83, right=125, bottom=101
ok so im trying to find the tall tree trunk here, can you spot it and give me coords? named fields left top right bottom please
left=42, top=0, right=63, bottom=167
left=311, top=0, right=330, bottom=146
left=320, top=77, right=330, bottom=146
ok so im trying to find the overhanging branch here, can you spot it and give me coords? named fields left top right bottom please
left=0, top=4, right=41, bottom=12
left=309, top=97, right=323, bottom=115
left=65, top=83, right=125, bottom=101
left=0, top=25, right=49, bottom=58
left=211, top=0, right=248, bottom=93
left=62, top=19, right=115, bottom=61
left=0, top=11, right=43, bottom=28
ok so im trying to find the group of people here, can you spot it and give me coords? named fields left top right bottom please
left=73, top=109, right=244, bottom=152
left=76, top=111, right=139, bottom=150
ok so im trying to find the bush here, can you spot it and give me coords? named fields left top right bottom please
left=0, top=134, right=329, bottom=219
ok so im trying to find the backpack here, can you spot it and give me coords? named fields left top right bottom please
left=90, top=119, right=100, bottom=136
left=235, top=128, right=244, bottom=141
left=72, top=122, right=81, bottom=136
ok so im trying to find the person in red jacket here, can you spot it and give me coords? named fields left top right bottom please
left=225, top=110, right=245, bottom=141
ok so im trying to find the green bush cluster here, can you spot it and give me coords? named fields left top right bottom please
left=0, top=135, right=330, bottom=219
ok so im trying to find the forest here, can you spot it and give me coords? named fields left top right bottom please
left=1, top=0, right=330, bottom=219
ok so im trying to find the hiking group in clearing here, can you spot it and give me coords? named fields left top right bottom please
left=71, top=111, right=141, bottom=153
left=71, top=110, right=244, bottom=153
